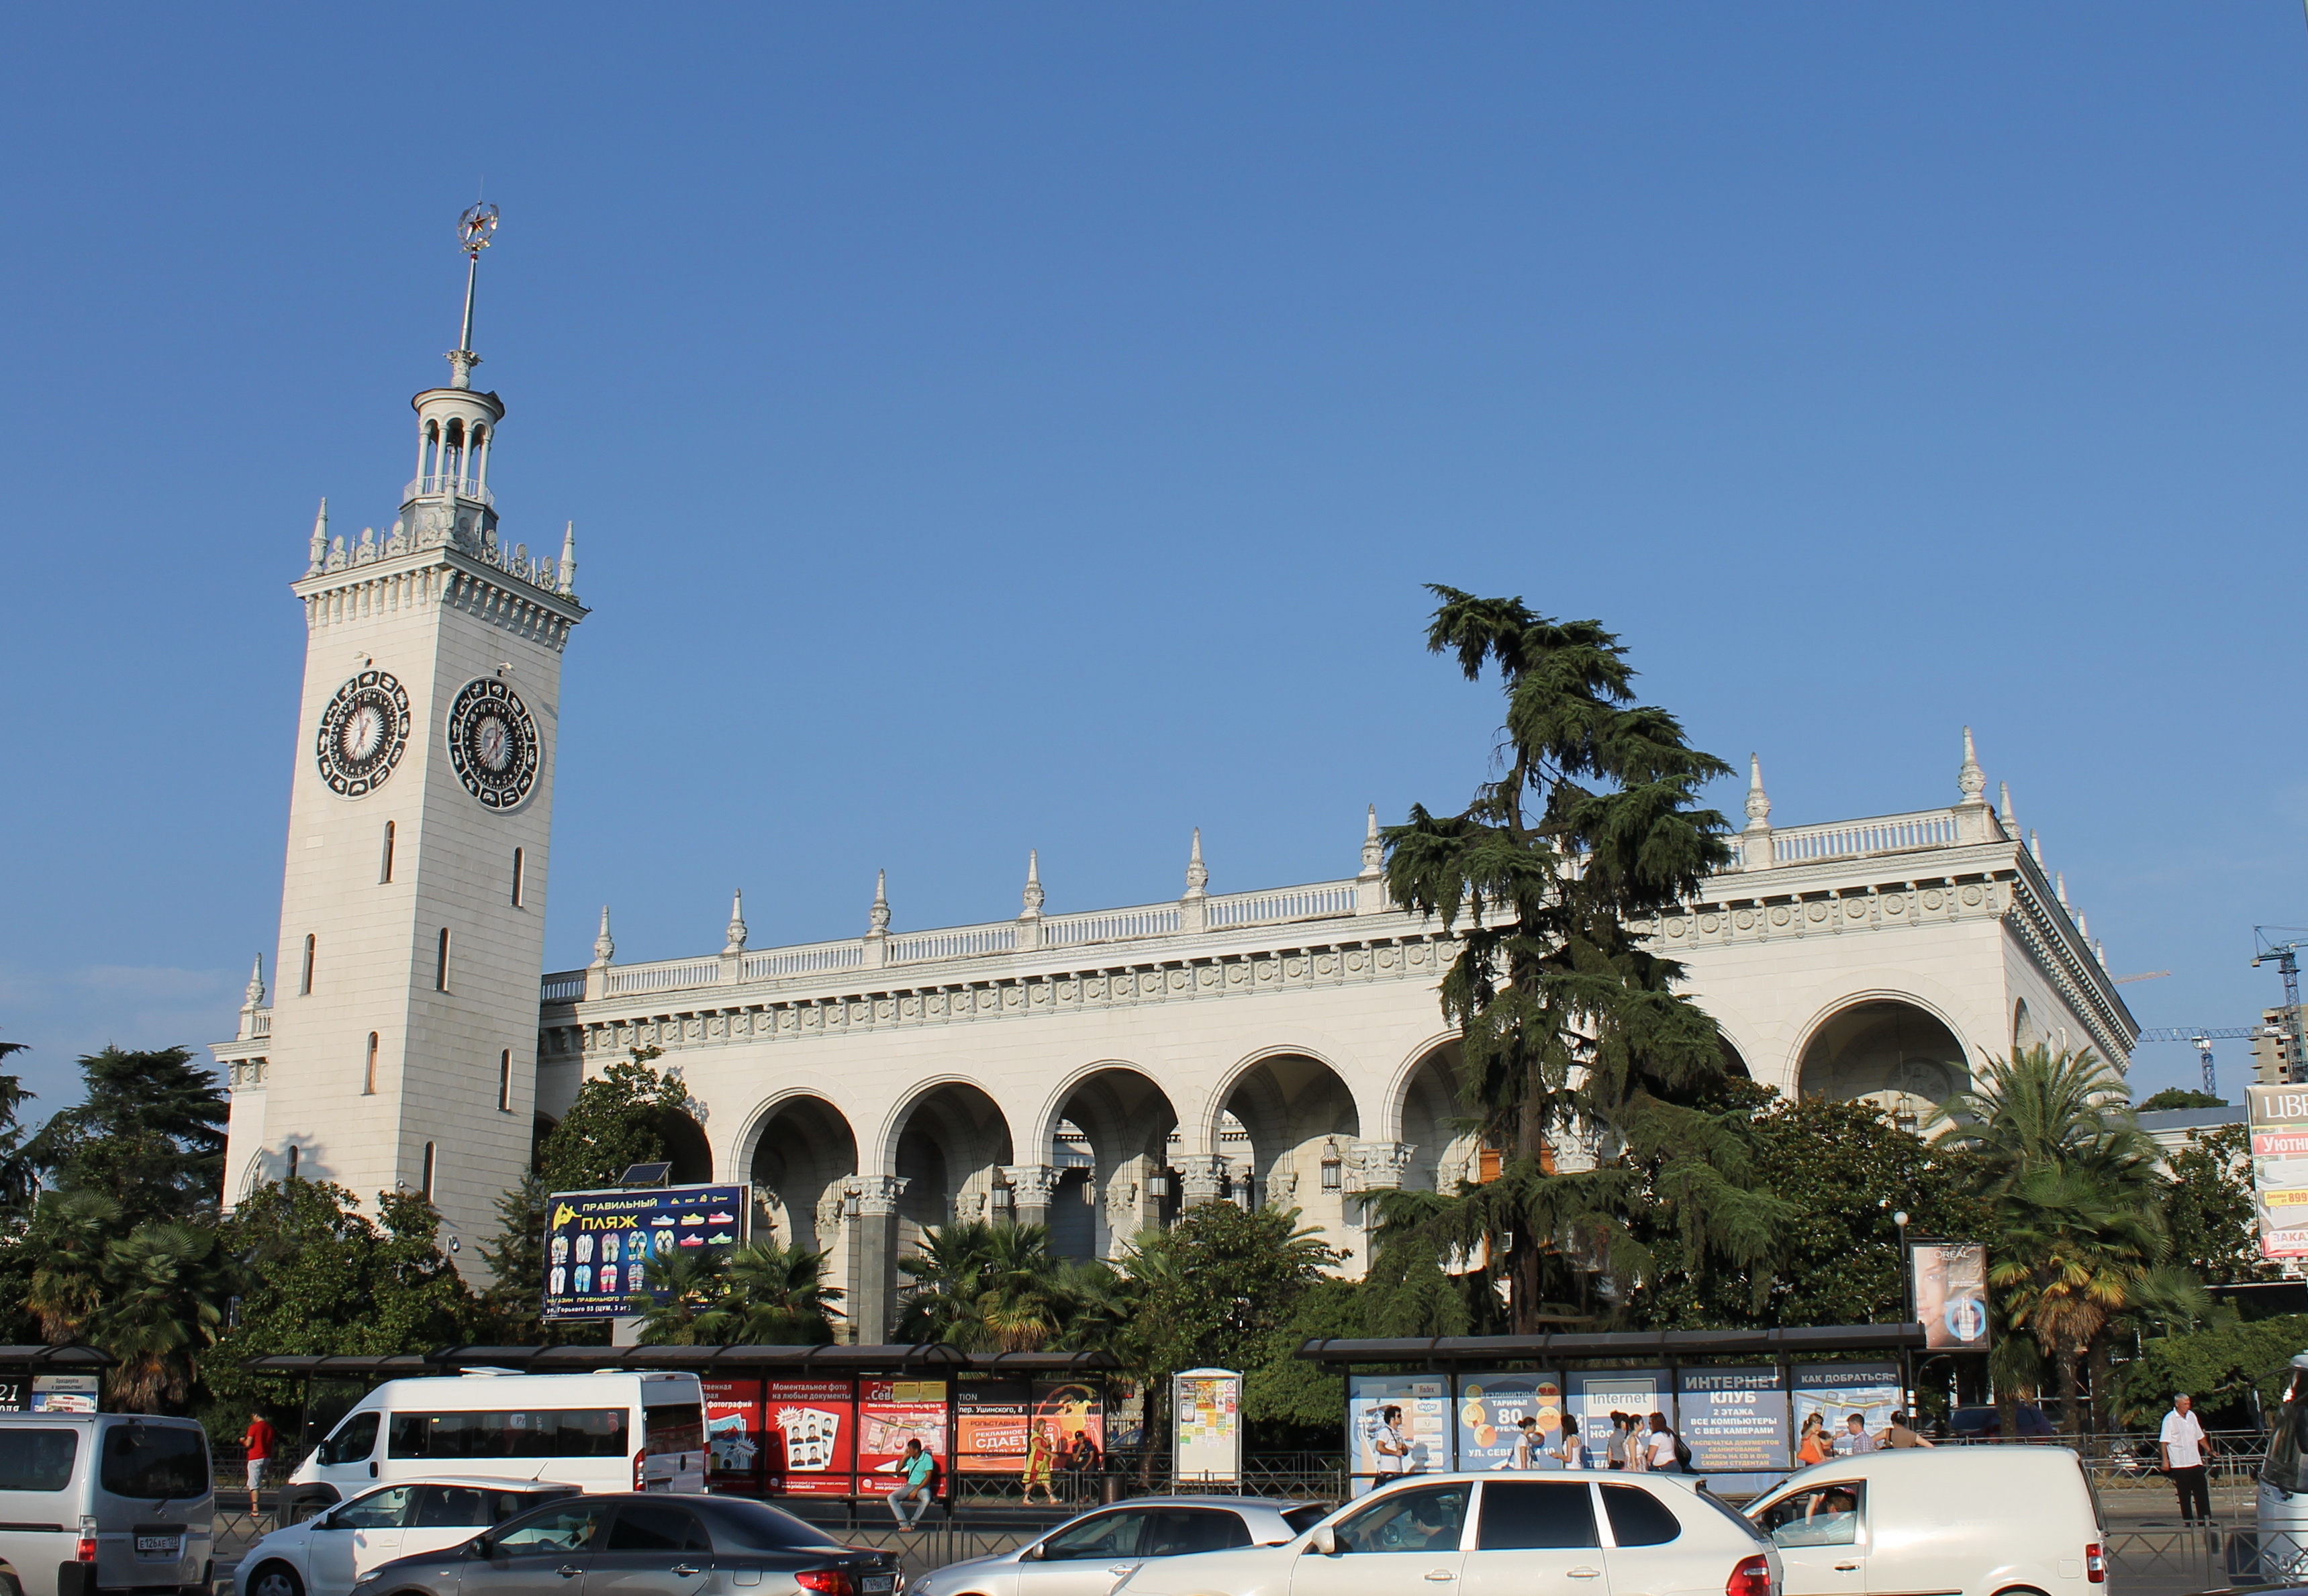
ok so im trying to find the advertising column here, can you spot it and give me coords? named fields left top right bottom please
left=1174, top=1369, right=1242, bottom=1487
left=2250, top=1085, right=2308, bottom=1260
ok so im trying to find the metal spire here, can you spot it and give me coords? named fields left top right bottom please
left=448, top=201, right=499, bottom=390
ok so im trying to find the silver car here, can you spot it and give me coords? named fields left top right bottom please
left=0, top=1412, right=215, bottom=1596
left=910, top=1498, right=1327, bottom=1596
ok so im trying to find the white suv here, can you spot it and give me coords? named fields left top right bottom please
left=1116, top=1474, right=1781, bottom=1596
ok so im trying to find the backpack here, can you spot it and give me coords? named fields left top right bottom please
left=1672, top=1434, right=1693, bottom=1470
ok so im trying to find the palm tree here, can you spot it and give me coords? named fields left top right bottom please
left=704, top=1240, right=843, bottom=1344
left=631, top=1249, right=727, bottom=1345
left=23, top=1191, right=121, bottom=1343
left=898, top=1221, right=1079, bottom=1351
left=100, top=1222, right=228, bottom=1412
left=1935, top=1045, right=2158, bottom=1189
left=1988, top=1166, right=2162, bottom=1438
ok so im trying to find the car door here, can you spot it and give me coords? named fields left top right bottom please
left=1752, top=1483, right=1867, bottom=1596
left=1594, top=1482, right=1700, bottom=1596
left=306, top=1485, right=417, bottom=1596
left=1459, top=1479, right=1607, bottom=1596
left=585, top=1502, right=716, bottom=1596
left=1014, top=1506, right=1162, bottom=1596
left=1292, top=1481, right=1471, bottom=1596
left=403, top=1487, right=562, bottom=1560
left=1138, top=1511, right=1254, bottom=1559
left=463, top=1499, right=615, bottom=1596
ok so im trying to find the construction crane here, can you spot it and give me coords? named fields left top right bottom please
left=2256, top=927, right=2308, bottom=1082
left=2132, top=1026, right=2276, bottom=1097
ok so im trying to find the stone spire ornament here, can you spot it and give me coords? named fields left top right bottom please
left=869, top=870, right=892, bottom=934
left=2056, top=871, right=2070, bottom=908
left=591, top=905, right=616, bottom=968
left=2029, top=830, right=2043, bottom=866
left=1957, top=726, right=1987, bottom=806
left=557, top=521, right=578, bottom=596
left=724, top=890, right=748, bottom=954
left=244, top=953, right=267, bottom=1009
left=306, top=499, right=330, bottom=575
left=1999, top=781, right=2015, bottom=833
left=1183, top=829, right=1209, bottom=899
left=1020, top=850, right=1045, bottom=918
left=1359, top=806, right=1384, bottom=881
left=1743, top=754, right=1772, bottom=834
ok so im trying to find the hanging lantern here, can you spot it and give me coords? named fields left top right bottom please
left=1320, top=1138, right=1344, bottom=1192
left=1147, top=1167, right=1174, bottom=1200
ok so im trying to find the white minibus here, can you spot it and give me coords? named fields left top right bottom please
left=284, top=1370, right=706, bottom=1519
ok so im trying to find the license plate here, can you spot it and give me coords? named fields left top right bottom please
left=862, top=1578, right=894, bottom=1592
left=136, top=1537, right=179, bottom=1556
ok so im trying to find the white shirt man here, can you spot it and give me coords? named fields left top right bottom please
left=2161, top=1394, right=2213, bottom=1524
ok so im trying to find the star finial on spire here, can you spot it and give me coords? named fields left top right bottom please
left=1957, top=726, right=1986, bottom=805
left=724, top=889, right=749, bottom=955
left=1021, top=850, right=1046, bottom=917
left=869, top=870, right=892, bottom=934
left=592, top=905, right=616, bottom=967
left=447, top=201, right=499, bottom=389
left=1359, top=806, right=1385, bottom=880
left=1183, top=828, right=1209, bottom=899
left=1744, top=754, right=1772, bottom=834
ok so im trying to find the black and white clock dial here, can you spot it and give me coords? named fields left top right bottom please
left=315, top=670, right=411, bottom=797
left=446, top=677, right=540, bottom=811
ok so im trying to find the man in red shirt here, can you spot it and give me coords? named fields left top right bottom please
left=242, top=1413, right=277, bottom=1513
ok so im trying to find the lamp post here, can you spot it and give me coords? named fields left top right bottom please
left=1892, top=1209, right=1913, bottom=1417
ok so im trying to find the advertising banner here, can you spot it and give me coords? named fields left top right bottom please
left=1174, top=1369, right=1243, bottom=1487
left=1347, top=1373, right=1449, bottom=1492
left=1911, top=1242, right=1991, bottom=1351
left=859, top=1380, right=948, bottom=1493
left=541, top=1182, right=750, bottom=1320
left=1566, top=1368, right=1672, bottom=1450
left=763, top=1377, right=855, bottom=1497
left=1034, top=1379, right=1104, bottom=1459
left=1676, top=1367, right=1788, bottom=1473
left=1456, top=1373, right=1563, bottom=1470
left=28, top=1375, right=99, bottom=1414
left=955, top=1377, right=1030, bottom=1475
left=2250, top=1085, right=2308, bottom=1258
left=1793, top=1364, right=1899, bottom=1451
left=703, top=1377, right=765, bottom=1491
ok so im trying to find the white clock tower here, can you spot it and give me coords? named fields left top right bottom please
left=226, top=207, right=585, bottom=1264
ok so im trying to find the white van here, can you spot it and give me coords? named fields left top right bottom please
left=1746, top=1446, right=2105, bottom=1596
left=284, top=1370, right=706, bottom=1518
left=0, top=1412, right=215, bottom=1596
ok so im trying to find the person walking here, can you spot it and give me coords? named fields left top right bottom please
left=1645, top=1413, right=1683, bottom=1474
left=1022, top=1421, right=1059, bottom=1507
left=2161, top=1393, right=2213, bottom=1525
left=887, top=1438, right=936, bottom=1530
left=1372, top=1405, right=1410, bottom=1480
left=1557, top=1416, right=1587, bottom=1470
left=1797, top=1413, right=1832, bottom=1466
left=241, top=1411, right=277, bottom=1515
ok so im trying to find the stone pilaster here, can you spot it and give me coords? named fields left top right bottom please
left=1177, top=1153, right=1233, bottom=1208
left=1003, top=1163, right=1059, bottom=1232
left=847, top=1175, right=906, bottom=1344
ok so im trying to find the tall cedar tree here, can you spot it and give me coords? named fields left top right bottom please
left=1371, top=589, right=1786, bottom=1329
left=28, top=1046, right=228, bottom=1225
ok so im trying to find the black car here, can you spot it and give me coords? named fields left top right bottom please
left=349, top=1493, right=901, bottom=1596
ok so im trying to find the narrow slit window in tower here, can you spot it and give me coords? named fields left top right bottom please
left=301, top=934, right=316, bottom=995
left=365, top=1032, right=379, bottom=1095
left=422, top=1142, right=437, bottom=1201
left=436, top=928, right=451, bottom=991
left=511, top=847, right=524, bottom=907
left=499, top=1048, right=514, bottom=1112
left=380, top=821, right=396, bottom=884
left=286, top=1145, right=299, bottom=1182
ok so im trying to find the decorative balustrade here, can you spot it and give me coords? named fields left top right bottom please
left=403, top=474, right=495, bottom=505
left=1039, top=905, right=1181, bottom=946
left=604, top=958, right=723, bottom=997
left=541, top=973, right=587, bottom=1002
left=889, top=925, right=1018, bottom=963
left=1764, top=809, right=1962, bottom=865
left=1207, top=883, right=1358, bottom=927
left=742, top=941, right=865, bottom=981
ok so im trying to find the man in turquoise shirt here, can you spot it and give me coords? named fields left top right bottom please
left=889, top=1438, right=936, bottom=1529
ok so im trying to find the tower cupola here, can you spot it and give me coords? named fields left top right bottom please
left=403, top=203, right=506, bottom=553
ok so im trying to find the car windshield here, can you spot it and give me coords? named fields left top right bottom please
left=2268, top=1370, right=2308, bottom=1494
left=704, top=1500, right=843, bottom=1552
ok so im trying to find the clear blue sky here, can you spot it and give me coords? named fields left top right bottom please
left=2, top=5, right=2303, bottom=1112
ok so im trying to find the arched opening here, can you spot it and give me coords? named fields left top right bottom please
left=2013, top=999, right=2040, bottom=1052
left=1042, top=1067, right=1180, bottom=1260
left=1214, top=1053, right=1361, bottom=1255
left=1398, top=1043, right=1479, bottom=1193
left=1798, top=999, right=1969, bottom=1133
left=655, top=1107, right=714, bottom=1185
left=887, top=1083, right=1012, bottom=1256
left=747, top=1096, right=858, bottom=1254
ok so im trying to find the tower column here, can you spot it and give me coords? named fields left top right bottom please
left=849, top=1175, right=906, bottom=1343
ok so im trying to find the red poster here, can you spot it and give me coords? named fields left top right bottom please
left=763, top=1378, right=857, bottom=1497
left=704, top=1378, right=765, bottom=1492
left=955, top=1378, right=1029, bottom=1475
left=858, top=1379, right=949, bottom=1495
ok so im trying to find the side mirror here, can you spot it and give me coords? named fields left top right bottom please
left=1018, top=1544, right=1044, bottom=1562
left=467, top=1536, right=495, bottom=1560
left=1306, top=1528, right=1337, bottom=1557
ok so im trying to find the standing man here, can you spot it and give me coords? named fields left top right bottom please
left=240, top=1410, right=277, bottom=1516
left=2162, top=1394, right=2213, bottom=1525
left=1372, top=1405, right=1410, bottom=1481
left=1834, top=1413, right=1876, bottom=1456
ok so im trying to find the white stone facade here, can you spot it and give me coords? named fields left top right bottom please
left=217, top=332, right=2137, bottom=1325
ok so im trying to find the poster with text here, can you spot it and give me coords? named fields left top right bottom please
left=763, top=1377, right=856, bottom=1497
left=2250, top=1085, right=2308, bottom=1258
left=1174, top=1369, right=1241, bottom=1486
left=1912, top=1242, right=1991, bottom=1351
left=1347, top=1373, right=1449, bottom=1492
left=1793, top=1365, right=1899, bottom=1452
left=858, top=1380, right=949, bottom=1491
left=541, top=1182, right=750, bottom=1320
left=1677, top=1367, right=1788, bottom=1473
left=955, top=1377, right=1030, bottom=1475
left=1457, top=1373, right=1563, bottom=1470
left=703, top=1377, right=765, bottom=1491
left=1567, top=1368, right=1672, bottom=1454
left=1033, top=1379, right=1104, bottom=1462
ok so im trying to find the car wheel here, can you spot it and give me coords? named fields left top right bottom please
left=245, top=1562, right=305, bottom=1596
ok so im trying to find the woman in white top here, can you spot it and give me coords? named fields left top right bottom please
left=1557, top=1415, right=1586, bottom=1470
left=1623, top=1417, right=1649, bottom=1471
left=1645, top=1413, right=1680, bottom=1473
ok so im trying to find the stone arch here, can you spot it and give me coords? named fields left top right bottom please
left=1035, top=1064, right=1182, bottom=1261
left=2013, top=999, right=2040, bottom=1052
left=1210, top=1049, right=1361, bottom=1239
left=1796, top=997, right=1970, bottom=1132
left=656, top=1107, right=714, bottom=1185
left=881, top=1080, right=1013, bottom=1256
left=740, top=1093, right=859, bottom=1254
left=1396, top=1041, right=1478, bottom=1193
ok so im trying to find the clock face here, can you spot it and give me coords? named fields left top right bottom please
left=446, top=677, right=540, bottom=811
left=316, top=670, right=412, bottom=797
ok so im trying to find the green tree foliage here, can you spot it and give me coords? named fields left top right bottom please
left=479, top=1048, right=689, bottom=1337
left=630, top=1240, right=845, bottom=1346
left=16, top=1189, right=234, bottom=1413
left=2164, top=1124, right=2276, bottom=1286
left=898, top=1221, right=1124, bottom=1352
left=2139, top=1088, right=2228, bottom=1112
left=0, top=1032, right=38, bottom=1224
left=28, top=1046, right=228, bottom=1224
left=2109, top=1313, right=2308, bottom=1426
left=1637, top=1090, right=1990, bottom=1328
left=1370, top=589, right=1784, bottom=1328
